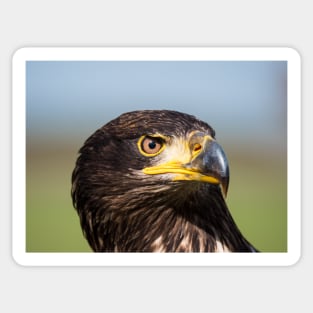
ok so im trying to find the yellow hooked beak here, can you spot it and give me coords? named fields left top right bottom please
left=142, top=132, right=229, bottom=197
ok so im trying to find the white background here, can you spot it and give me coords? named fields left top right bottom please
left=1, top=1, right=311, bottom=312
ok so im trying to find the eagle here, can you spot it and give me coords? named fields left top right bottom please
left=71, top=110, right=257, bottom=252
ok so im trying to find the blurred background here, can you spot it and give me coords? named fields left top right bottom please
left=26, top=60, right=287, bottom=252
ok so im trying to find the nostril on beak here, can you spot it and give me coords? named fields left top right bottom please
left=193, top=143, right=202, bottom=153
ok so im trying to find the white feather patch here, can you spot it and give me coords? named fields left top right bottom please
left=215, top=241, right=231, bottom=252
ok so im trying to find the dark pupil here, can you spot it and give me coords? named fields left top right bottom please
left=148, top=141, right=157, bottom=149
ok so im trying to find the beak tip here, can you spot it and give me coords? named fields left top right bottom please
left=221, top=176, right=229, bottom=198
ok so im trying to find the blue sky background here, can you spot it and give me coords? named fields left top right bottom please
left=26, top=61, right=287, bottom=149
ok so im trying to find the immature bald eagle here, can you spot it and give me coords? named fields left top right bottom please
left=72, top=110, right=257, bottom=252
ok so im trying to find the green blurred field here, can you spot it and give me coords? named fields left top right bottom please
left=26, top=144, right=92, bottom=252
left=26, top=142, right=287, bottom=253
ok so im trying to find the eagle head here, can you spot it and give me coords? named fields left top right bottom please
left=71, top=110, right=257, bottom=252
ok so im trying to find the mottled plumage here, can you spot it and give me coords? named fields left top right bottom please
left=72, top=110, right=257, bottom=252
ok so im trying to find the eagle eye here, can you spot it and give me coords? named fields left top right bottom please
left=138, top=135, right=165, bottom=157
